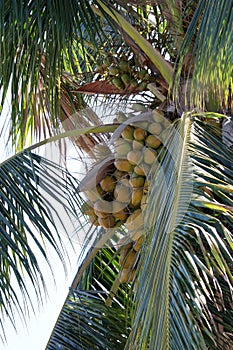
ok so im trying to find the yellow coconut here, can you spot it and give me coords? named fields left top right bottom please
left=112, top=200, right=127, bottom=213
left=134, top=165, right=146, bottom=177
left=125, top=208, right=141, bottom=227
left=81, top=201, right=94, bottom=215
left=128, top=268, right=136, bottom=282
left=98, top=215, right=116, bottom=228
left=127, top=149, right=143, bottom=165
left=125, top=209, right=144, bottom=240
left=113, top=169, right=126, bottom=180
left=129, top=174, right=145, bottom=188
left=131, top=188, right=143, bottom=208
left=143, top=148, right=157, bottom=165
left=145, top=135, right=161, bottom=149
left=121, top=125, right=135, bottom=140
left=112, top=200, right=129, bottom=220
left=94, top=210, right=109, bottom=218
left=97, top=184, right=105, bottom=197
left=119, top=268, right=131, bottom=283
left=91, top=215, right=100, bottom=226
left=134, top=128, right=147, bottom=141
left=152, top=110, right=164, bottom=123
left=100, top=175, right=116, bottom=192
left=132, top=140, right=144, bottom=150
left=85, top=207, right=96, bottom=217
left=114, top=159, right=134, bottom=173
left=140, top=163, right=151, bottom=177
left=115, top=139, right=132, bottom=157
left=94, top=200, right=112, bottom=215
left=148, top=122, right=163, bottom=135
left=114, top=181, right=132, bottom=203
left=119, top=249, right=136, bottom=269
left=131, top=229, right=144, bottom=241
left=118, top=178, right=131, bottom=188
left=114, top=209, right=129, bottom=221
left=133, top=235, right=145, bottom=252
left=82, top=202, right=100, bottom=225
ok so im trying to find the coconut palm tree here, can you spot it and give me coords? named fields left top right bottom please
left=0, top=1, right=232, bottom=349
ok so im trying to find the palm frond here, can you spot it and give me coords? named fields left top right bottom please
left=47, top=289, right=131, bottom=350
left=96, top=1, right=174, bottom=86
left=47, top=244, right=134, bottom=349
left=174, top=0, right=233, bottom=109
left=0, top=150, right=88, bottom=341
left=107, top=1, right=177, bottom=60
left=0, top=0, right=118, bottom=149
left=127, top=115, right=233, bottom=349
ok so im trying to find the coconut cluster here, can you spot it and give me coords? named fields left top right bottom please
left=95, top=54, right=153, bottom=91
left=81, top=109, right=170, bottom=282
left=117, top=235, right=145, bottom=283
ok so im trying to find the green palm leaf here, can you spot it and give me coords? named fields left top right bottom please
left=126, top=116, right=233, bottom=349
left=0, top=120, right=122, bottom=341
left=0, top=0, right=117, bottom=148
left=0, top=150, right=83, bottom=341
left=174, top=0, right=233, bottom=109
left=47, top=290, right=131, bottom=350
left=47, top=245, right=133, bottom=349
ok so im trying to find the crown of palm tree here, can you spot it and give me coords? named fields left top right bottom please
left=0, top=1, right=232, bottom=349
